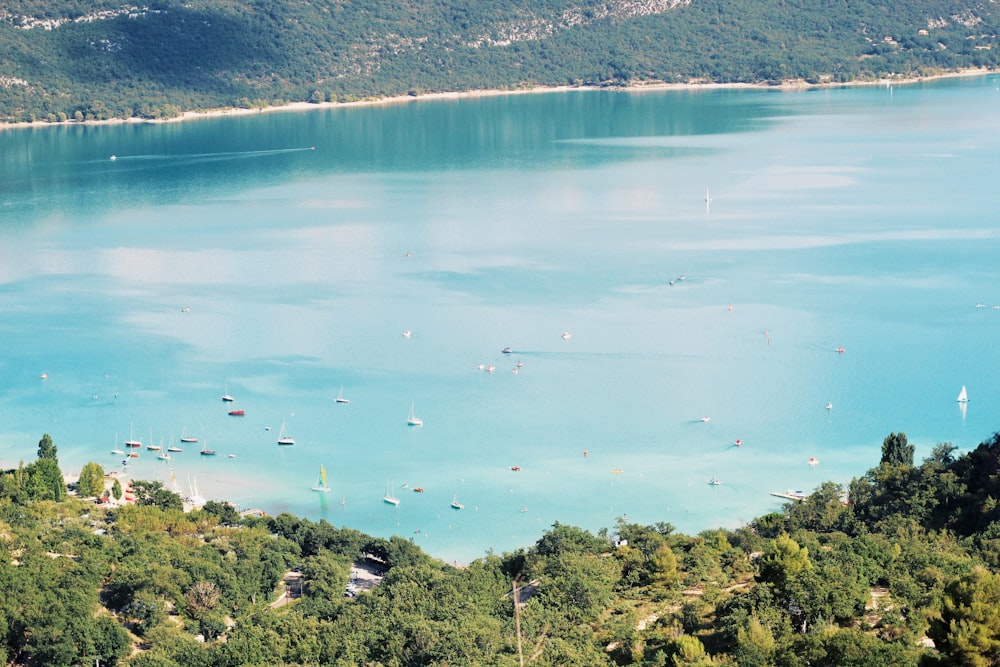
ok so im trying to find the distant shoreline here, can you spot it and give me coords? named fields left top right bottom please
left=2, top=68, right=996, bottom=132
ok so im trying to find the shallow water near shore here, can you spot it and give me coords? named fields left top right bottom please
left=2, top=76, right=1000, bottom=563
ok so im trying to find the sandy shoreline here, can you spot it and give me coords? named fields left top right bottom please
left=2, top=68, right=996, bottom=132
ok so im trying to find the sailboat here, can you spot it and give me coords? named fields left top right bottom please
left=277, top=420, right=295, bottom=445
left=708, top=475, right=721, bottom=486
left=383, top=481, right=400, bottom=506
left=179, top=427, right=198, bottom=444
left=312, top=465, right=332, bottom=493
left=221, top=383, right=234, bottom=402
left=335, top=386, right=350, bottom=404
left=957, top=385, right=969, bottom=403
left=110, top=432, right=125, bottom=456
left=450, top=493, right=464, bottom=510
left=124, top=421, right=142, bottom=448
left=158, top=449, right=171, bottom=461
left=407, top=402, right=423, bottom=427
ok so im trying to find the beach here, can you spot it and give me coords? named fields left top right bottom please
left=1, top=68, right=995, bottom=132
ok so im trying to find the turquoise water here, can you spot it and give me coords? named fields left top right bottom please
left=2, top=77, right=1000, bottom=563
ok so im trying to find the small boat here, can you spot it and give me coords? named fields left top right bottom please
left=510, top=466, right=521, bottom=471
left=708, top=475, right=721, bottom=486
left=228, top=409, right=245, bottom=416
left=700, top=416, right=711, bottom=423
left=561, top=332, right=572, bottom=340
left=413, top=487, right=424, bottom=493
left=158, top=450, right=170, bottom=461
left=200, top=449, right=216, bottom=456
left=501, top=347, right=513, bottom=354
left=485, top=364, right=495, bottom=373
left=407, top=402, right=423, bottom=427
left=835, top=346, right=845, bottom=354
left=808, top=457, right=819, bottom=466
left=128, top=452, right=139, bottom=458
left=825, top=402, right=833, bottom=410
left=611, top=468, right=624, bottom=474
left=227, top=453, right=237, bottom=459
left=222, top=383, right=234, bottom=402
left=521, top=505, right=528, bottom=513
left=167, top=446, right=183, bottom=453
left=180, top=428, right=198, bottom=443
left=450, top=494, right=464, bottom=510
left=402, top=330, right=412, bottom=338
left=734, top=439, right=743, bottom=447
left=277, top=420, right=295, bottom=445
left=335, top=386, right=350, bottom=404
left=383, top=482, right=400, bottom=506
left=957, top=385, right=969, bottom=403
left=110, top=449, right=125, bottom=455
left=146, top=444, right=161, bottom=451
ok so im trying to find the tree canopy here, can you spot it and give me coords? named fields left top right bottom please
left=2, top=0, right=999, bottom=123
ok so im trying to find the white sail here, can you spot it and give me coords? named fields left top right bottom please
left=957, top=385, right=969, bottom=403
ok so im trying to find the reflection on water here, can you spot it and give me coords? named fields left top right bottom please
left=1, top=76, right=1000, bottom=562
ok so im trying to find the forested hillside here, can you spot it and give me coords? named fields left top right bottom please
left=1, top=0, right=999, bottom=123
left=4, top=430, right=1000, bottom=665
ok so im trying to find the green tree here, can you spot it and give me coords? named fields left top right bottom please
left=129, top=480, right=183, bottom=511
left=757, top=533, right=811, bottom=588
left=77, top=461, right=105, bottom=498
left=928, top=567, right=1000, bottom=666
left=37, top=433, right=58, bottom=461
left=880, top=432, right=914, bottom=467
left=735, top=615, right=776, bottom=667
left=112, top=477, right=123, bottom=500
left=24, top=458, right=66, bottom=501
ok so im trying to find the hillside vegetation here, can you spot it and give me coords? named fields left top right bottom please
left=1, top=0, right=999, bottom=122
left=4, top=430, right=1000, bottom=665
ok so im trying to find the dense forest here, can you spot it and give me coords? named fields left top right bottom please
left=3, top=430, right=1000, bottom=665
left=1, top=0, right=1000, bottom=123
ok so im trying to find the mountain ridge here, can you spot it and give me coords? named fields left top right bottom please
left=1, top=0, right=999, bottom=122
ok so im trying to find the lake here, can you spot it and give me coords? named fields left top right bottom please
left=2, top=76, right=999, bottom=563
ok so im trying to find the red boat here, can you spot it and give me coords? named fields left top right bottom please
left=228, top=410, right=245, bottom=416
left=510, top=466, right=521, bottom=471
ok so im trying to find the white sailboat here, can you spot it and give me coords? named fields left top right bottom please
left=221, top=382, right=234, bottom=402
left=110, top=432, right=125, bottom=455
left=957, top=385, right=969, bottom=403
left=277, top=420, right=295, bottom=445
left=450, top=493, right=464, bottom=510
left=312, top=465, right=331, bottom=493
left=335, top=386, right=350, bottom=404
left=383, top=481, right=400, bottom=506
left=407, top=402, right=423, bottom=427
